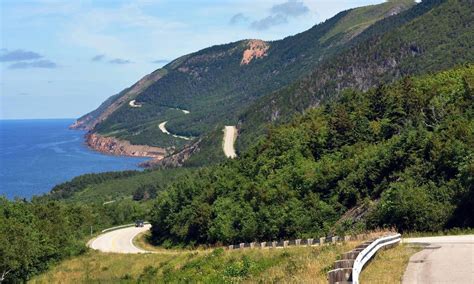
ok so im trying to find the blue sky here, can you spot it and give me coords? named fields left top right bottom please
left=0, top=0, right=387, bottom=119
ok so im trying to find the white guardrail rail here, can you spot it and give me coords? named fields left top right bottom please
left=101, top=222, right=150, bottom=233
left=328, top=233, right=401, bottom=284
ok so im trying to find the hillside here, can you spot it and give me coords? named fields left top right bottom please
left=72, top=0, right=416, bottom=162
left=238, top=0, right=474, bottom=150
left=150, top=65, right=474, bottom=245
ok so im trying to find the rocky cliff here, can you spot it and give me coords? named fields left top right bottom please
left=86, top=133, right=167, bottom=163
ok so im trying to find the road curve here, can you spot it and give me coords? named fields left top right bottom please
left=402, top=235, right=474, bottom=283
left=89, top=224, right=151, bottom=254
left=223, top=126, right=237, bottom=158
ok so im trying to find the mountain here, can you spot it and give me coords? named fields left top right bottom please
left=72, top=0, right=416, bottom=163
left=149, top=65, right=474, bottom=245
left=237, top=0, right=474, bottom=150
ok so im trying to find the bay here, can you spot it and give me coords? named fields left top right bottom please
left=0, top=119, right=148, bottom=199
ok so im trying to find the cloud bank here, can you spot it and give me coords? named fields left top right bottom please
left=1, top=49, right=58, bottom=69
left=249, top=0, right=310, bottom=30
left=108, top=58, right=132, bottom=64
left=229, top=13, right=249, bottom=25
left=91, top=54, right=105, bottom=61
left=8, top=60, right=58, bottom=69
left=0, top=49, right=43, bottom=62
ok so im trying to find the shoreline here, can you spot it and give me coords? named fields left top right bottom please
left=85, top=132, right=167, bottom=167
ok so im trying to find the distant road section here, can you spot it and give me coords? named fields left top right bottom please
left=89, top=224, right=151, bottom=254
left=402, top=235, right=474, bottom=283
left=223, top=126, right=237, bottom=158
left=159, top=121, right=191, bottom=140
left=129, top=100, right=142, bottom=108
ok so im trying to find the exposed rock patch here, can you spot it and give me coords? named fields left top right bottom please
left=241, top=40, right=269, bottom=65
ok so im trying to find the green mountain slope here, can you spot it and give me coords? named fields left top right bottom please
left=73, top=0, right=415, bottom=155
left=150, top=65, right=474, bottom=245
left=238, top=0, right=474, bottom=150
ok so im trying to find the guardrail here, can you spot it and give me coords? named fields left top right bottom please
left=225, top=232, right=389, bottom=251
left=327, top=233, right=401, bottom=284
left=101, top=222, right=150, bottom=233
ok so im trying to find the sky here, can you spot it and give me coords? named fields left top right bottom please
left=0, top=0, right=389, bottom=119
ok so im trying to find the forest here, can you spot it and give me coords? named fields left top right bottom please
left=1, top=1, right=473, bottom=281
left=149, top=65, right=473, bottom=246
left=1, top=65, right=472, bottom=284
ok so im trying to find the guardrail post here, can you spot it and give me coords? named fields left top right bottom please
left=328, top=268, right=352, bottom=284
left=283, top=240, right=289, bottom=247
left=228, top=245, right=234, bottom=250
left=320, top=237, right=325, bottom=245
left=296, top=239, right=301, bottom=246
left=250, top=242, right=256, bottom=249
left=260, top=242, right=266, bottom=249
left=331, top=236, right=337, bottom=244
left=307, top=238, right=313, bottom=246
left=239, top=243, right=245, bottom=249
left=344, top=235, right=351, bottom=242
left=272, top=241, right=277, bottom=248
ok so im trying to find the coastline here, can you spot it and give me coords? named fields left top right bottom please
left=85, top=133, right=167, bottom=166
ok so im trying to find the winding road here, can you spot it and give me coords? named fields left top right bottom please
left=402, top=235, right=474, bottom=283
left=223, top=126, right=237, bottom=158
left=89, top=224, right=151, bottom=254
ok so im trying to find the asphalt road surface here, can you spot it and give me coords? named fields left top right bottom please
left=89, top=224, right=151, bottom=254
left=402, top=235, right=474, bottom=283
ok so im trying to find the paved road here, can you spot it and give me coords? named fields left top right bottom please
left=89, top=224, right=151, bottom=253
left=223, top=126, right=237, bottom=158
left=402, top=235, right=474, bottom=283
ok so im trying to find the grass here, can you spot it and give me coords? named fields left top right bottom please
left=402, top=228, right=474, bottom=238
left=359, top=243, right=421, bottom=283
left=320, top=0, right=415, bottom=43
left=31, top=241, right=361, bottom=283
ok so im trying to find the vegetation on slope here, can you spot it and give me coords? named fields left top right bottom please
left=0, top=197, right=148, bottom=282
left=238, top=0, right=473, bottom=151
left=31, top=242, right=359, bottom=283
left=41, top=168, right=191, bottom=204
left=80, top=0, right=415, bottom=155
left=149, top=65, right=473, bottom=246
left=0, top=167, right=196, bottom=282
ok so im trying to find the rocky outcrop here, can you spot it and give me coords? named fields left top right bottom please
left=140, top=138, right=202, bottom=168
left=241, top=40, right=269, bottom=65
left=86, top=133, right=167, bottom=162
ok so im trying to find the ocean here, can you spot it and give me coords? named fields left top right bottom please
left=0, top=119, right=148, bottom=199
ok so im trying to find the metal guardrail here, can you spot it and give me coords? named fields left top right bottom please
left=101, top=222, right=150, bottom=233
left=352, top=233, right=401, bottom=283
left=328, top=233, right=401, bottom=284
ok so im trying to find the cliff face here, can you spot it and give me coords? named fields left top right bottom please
left=140, top=138, right=202, bottom=168
left=86, top=133, right=167, bottom=162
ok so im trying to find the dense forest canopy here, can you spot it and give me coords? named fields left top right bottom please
left=149, top=65, right=474, bottom=246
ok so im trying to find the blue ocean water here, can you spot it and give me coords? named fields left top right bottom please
left=0, top=119, right=148, bottom=199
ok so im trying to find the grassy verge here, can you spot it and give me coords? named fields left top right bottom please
left=359, top=244, right=421, bottom=284
left=132, top=231, right=182, bottom=254
left=31, top=241, right=360, bottom=283
left=402, top=228, right=474, bottom=238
